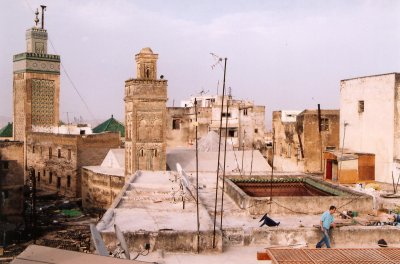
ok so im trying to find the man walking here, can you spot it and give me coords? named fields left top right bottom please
left=316, top=205, right=336, bottom=248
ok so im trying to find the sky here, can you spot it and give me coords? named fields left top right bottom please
left=1, top=0, right=400, bottom=129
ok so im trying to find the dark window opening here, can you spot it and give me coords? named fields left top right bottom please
left=358, top=100, right=364, bottom=113
left=80, top=130, right=86, bottom=135
left=32, top=145, right=35, bottom=153
left=154, top=149, right=158, bottom=157
left=49, top=172, right=53, bottom=184
left=68, top=149, right=71, bottom=160
left=67, top=175, right=71, bottom=188
left=243, top=109, right=248, bottom=116
left=254, top=128, right=258, bottom=133
left=140, top=149, right=144, bottom=157
left=37, top=172, right=40, bottom=182
left=222, top=112, right=231, bottom=118
left=228, top=128, right=237, bottom=137
left=58, top=149, right=61, bottom=158
left=56, top=177, right=61, bottom=189
left=49, top=147, right=52, bottom=159
left=3, top=161, right=9, bottom=170
left=146, top=68, right=150, bottom=78
left=172, top=119, right=180, bottom=130
left=321, top=118, right=329, bottom=131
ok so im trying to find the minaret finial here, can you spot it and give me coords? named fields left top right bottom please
left=34, top=8, right=39, bottom=27
left=40, top=5, right=47, bottom=29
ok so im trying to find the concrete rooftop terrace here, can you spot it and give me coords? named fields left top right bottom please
left=96, top=169, right=400, bottom=263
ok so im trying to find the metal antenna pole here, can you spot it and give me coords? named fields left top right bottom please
left=195, top=98, right=200, bottom=253
left=270, top=130, right=275, bottom=212
left=40, top=5, right=46, bottom=29
left=212, top=57, right=227, bottom=248
left=241, top=130, right=246, bottom=174
left=220, top=96, right=229, bottom=231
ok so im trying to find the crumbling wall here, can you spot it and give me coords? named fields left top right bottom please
left=0, top=141, right=24, bottom=218
left=81, top=168, right=124, bottom=209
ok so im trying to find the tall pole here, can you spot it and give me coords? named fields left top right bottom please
left=270, top=130, right=275, bottom=212
left=195, top=98, right=200, bottom=253
left=241, top=130, right=246, bottom=174
left=212, top=57, right=227, bottom=248
left=220, top=98, right=230, bottom=231
left=317, top=104, right=323, bottom=172
left=40, top=5, right=46, bottom=29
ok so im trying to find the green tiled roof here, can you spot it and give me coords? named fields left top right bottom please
left=93, top=116, right=125, bottom=137
left=0, top=122, right=13, bottom=138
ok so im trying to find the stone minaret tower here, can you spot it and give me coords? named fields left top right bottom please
left=124, top=48, right=168, bottom=176
left=13, top=7, right=60, bottom=141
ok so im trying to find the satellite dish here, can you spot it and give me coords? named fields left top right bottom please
left=90, top=224, right=109, bottom=257
left=114, top=224, right=130, bottom=259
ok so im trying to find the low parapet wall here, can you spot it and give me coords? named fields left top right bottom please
left=223, top=226, right=400, bottom=248
left=225, top=176, right=374, bottom=215
left=101, top=229, right=223, bottom=253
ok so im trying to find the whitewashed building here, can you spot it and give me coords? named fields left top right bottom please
left=340, top=72, right=400, bottom=183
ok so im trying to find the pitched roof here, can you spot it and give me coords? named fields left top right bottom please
left=93, top=116, right=125, bottom=137
left=0, top=122, right=13, bottom=137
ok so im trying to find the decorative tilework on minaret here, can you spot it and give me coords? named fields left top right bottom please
left=12, top=7, right=60, bottom=141
left=124, top=48, right=168, bottom=177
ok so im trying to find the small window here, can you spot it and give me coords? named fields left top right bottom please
left=43, top=170, right=46, bottom=178
left=358, top=100, right=364, bottom=113
left=32, top=145, right=35, bottom=153
left=154, top=149, right=158, bottom=157
left=49, top=147, right=52, bottom=159
left=40, top=146, right=43, bottom=156
left=49, top=172, right=53, bottom=184
left=228, top=128, right=237, bottom=137
left=67, top=175, right=71, bottom=188
left=222, top=112, right=231, bottom=118
left=68, top=149, right=71, bottom=160
left=321, top=118, right=329, bottom=131
left=80, top=130, right=85, bottom=135
left=243, top=109, right=248, bottom=116
left=254, top=128, right=258, bottom=133
left=58, top=149, right=61, bottom=158
left=37, top=172, right=40, bottom=182
left=3, top=161, right=9, bottom=170
left=140, top=149, right=144, bottom=157
left=172, top=119, right=180, bottom=130
left=56, top=177, right=61, bottom=189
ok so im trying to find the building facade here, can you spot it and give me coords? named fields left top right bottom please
left=167, top=95, right=266, bottom=150
left=0, top=141, right=24, bottom=219
left=124, top=48, right=168, bottom=176
left=340, top=73, right=400, bottom=183
left=26, top=132, right=120, bottom=197
left=272, top=109, right=340, bottom=173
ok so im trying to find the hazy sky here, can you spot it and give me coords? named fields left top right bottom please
left=1, top=0, right=400, bottom=128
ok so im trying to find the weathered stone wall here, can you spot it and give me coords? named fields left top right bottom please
left=0, top=141, right=24, bottom=217
left=27, top=133, right=78, bottom=197
left=224, top=177, right=373, bottom=215
left=101, top=229, right=222, bottom=253
left=81, top=168, right=124, bottom=209
left=26, top=132, right=120, bottom=197
left=300, top=110, right=340, bottom=173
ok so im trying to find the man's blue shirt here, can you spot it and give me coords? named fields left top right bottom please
left=321, top=211, right=334, bottom=230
